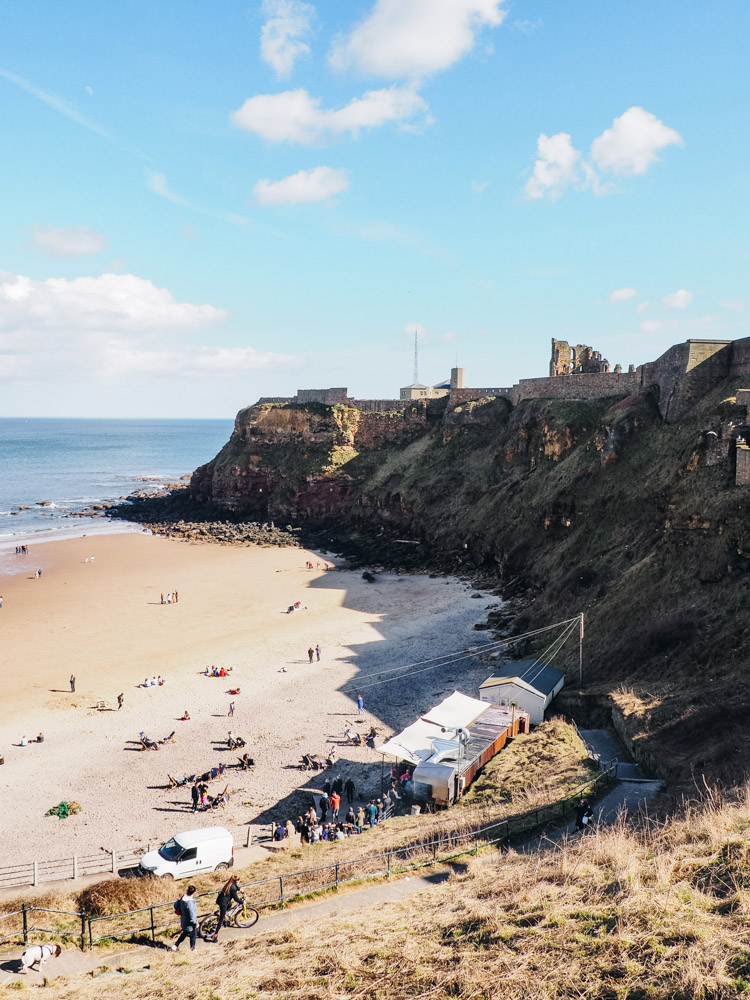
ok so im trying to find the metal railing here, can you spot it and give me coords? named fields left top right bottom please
left=0, top=770, right=613, bottom=950
left=0, top=824, right=269, bottom=891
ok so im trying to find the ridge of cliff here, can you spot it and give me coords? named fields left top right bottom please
left=188, top=385, right=750, bottom=788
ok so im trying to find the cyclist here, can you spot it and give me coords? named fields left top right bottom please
left=211, top=876, right=243, bottom=941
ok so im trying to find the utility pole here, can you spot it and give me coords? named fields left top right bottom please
left=413, top=328, right=419, bottom=384
left=579, top=612, right=584, bottom=688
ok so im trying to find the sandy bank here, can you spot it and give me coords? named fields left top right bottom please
left=0, top=533, right=499, bottom=864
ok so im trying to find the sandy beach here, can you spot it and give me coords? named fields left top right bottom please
left=0, top=532, right=498, bottom=865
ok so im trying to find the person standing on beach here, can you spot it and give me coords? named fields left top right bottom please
left=228, top=701, right=235, bottom=717
left=0, top=595, right=3, bottom=610
left=191, top=782, right=199, bottom=813
left=307, top=647, right=314, bottom=664
left=69, top=674, right=75, bottom=693
left=357, top=693, right=364, bottom=716
left=315, top=644, right=321, bottom=662
left=117, top=693, right=124, bottom=710
left=160, top=593, right=165, bottom=605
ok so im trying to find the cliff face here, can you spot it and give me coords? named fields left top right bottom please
left=192, top=386, right=750, bottom=788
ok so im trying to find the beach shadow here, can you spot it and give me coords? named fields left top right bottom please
left=48, top=689, right=69, bottom=693
left=152, top=806, right=191, bottom=814
left=0, top=959, right=23, bottom=975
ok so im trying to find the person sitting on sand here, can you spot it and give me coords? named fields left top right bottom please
left=157, top=675, right=165, bottom=686
left=37, top=732, right=44, bottom=743
left=19, top=736, right=28, bottom=747
left=179, top=710, right=190, bottom=721
left=218, top=667, right=226, bottom=678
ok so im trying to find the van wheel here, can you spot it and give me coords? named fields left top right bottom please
left=214, top=863, right=229, bottom=871
left=160, top=873, right=174, bottom=880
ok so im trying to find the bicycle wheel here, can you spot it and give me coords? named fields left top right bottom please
left=234, top=904, right=259, bottom=929
left=199, top=913, right=220, bottom=938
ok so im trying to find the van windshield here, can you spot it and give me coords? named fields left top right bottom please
left=158, top=837, right=184, bottom=861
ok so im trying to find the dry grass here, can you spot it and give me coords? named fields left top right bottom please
left=22, top=787, right=750, bottom=999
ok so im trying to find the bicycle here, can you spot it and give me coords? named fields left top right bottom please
left=199, top=898, right=259, bottom=938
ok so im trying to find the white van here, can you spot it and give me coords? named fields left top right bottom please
left=139, top=827, right=234, bottom=879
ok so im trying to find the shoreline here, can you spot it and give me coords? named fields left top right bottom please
left=0, top=531, right=500, bottom=865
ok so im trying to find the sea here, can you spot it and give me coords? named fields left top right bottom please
left=0, top=418, right=233, bottom=569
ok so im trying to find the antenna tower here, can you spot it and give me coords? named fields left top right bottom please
left=413, top=328, right=419, bottom=384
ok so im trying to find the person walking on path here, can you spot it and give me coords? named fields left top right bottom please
left=356, top=805, right=366, bottom=829
left=319, top=793, right=329, bottom=823
left=357, top=693, right=364, bottom=716
left=315, top=644, right=321, bottom=662
left=69, top=674, right=76, bottom=693
left=365, top=801, right=377, bottom=827
left=211, top=876, right=243, bottom=941
left=228, top=701, right=235, bottom=717
left=344, top=777, right=355, bottom=805
left=307, top=647, right=314, bottom=664
left=574, top=798, right=593, bottom=833
left=172, top=886, right=198, bottom=951
left=117, top=693, right=124, bottom=710
left=191, top=783, right=200, bottom=813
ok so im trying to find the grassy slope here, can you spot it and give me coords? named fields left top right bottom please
left=32, top=790, right=750, bottom=1000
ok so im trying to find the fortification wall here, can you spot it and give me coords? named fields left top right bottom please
left=510, top=371, right=640, bottom=405
left=296, top=387, right=350, bottom=405
left=351, top=398, right=410, bottom=412
left=449, top=387, right=513, bottom=405
left=729, top=337, right=750, bottom=380
left=257, top=396, right=294, bottom=404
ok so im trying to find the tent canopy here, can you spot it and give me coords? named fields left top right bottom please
left=379, top=691, right=490, bottom=763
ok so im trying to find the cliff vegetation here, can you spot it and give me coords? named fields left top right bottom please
left=185, top=382, right=750, bottom=791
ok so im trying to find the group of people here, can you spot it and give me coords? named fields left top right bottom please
left=305, top=560, right=330, bottom=570
left=190, top=781, right=228, bottom=812
left=160, top=591, right=179, bottom=604
left=307, top=644, right=321, bottom=663
left=18, top=733, right=44, bottom=746
left=343, top=724, right=377, bottom=747
left=203, top=665, right=233, bottom=678
left=14, top=544, right=30, bottom=555
left=141, top=675, right=166, bottom=687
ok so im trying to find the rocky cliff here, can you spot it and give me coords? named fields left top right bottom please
left=189, top=385, right=750, bottom=788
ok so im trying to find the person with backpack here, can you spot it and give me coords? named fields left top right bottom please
left=171, top=885, right=198, bottom=951
left=209, top=876, right=243, bottom=941
left=574, top=798, right=594, bottom=833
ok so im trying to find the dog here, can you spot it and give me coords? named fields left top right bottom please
left=20, top=943, right=61, bottom=972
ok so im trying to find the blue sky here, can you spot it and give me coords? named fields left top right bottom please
left=1, top=0, right=747, bottom=417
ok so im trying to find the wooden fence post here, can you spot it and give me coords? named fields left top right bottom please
left=245, top=827, right=251, bottom=848
left=80, top=908, right=87, bottom=951
left=150, top=907, right=155, bottom=943
left=33, top=861, right=38, bottom=886
left=279, top=875, right=284, bottom=909
left=22, top=903, right=28, bottom=945
left=335, top=863, right=339, bottom=891
left=387, top=852, right=391, bottom=880
left=73, top=856, right=78, bottom=880
left=112, top=850, right=117, bottom=874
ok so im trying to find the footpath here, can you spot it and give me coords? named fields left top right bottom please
left=0, top=738, right=663, bottom=984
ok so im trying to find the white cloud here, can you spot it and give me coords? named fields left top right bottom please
left=640, top=319, right=668, bottom=333
left=721, top=299, right=744, bottom=312
left=260, top=0, right=315, bottom=78
left=0, top=270, right=303, bottom=383
left=636, top=300, right=650, bottom=314
left=84, top=85, right=93, bottom=96
left=662, top=289, right=693, bottom=310
left=254, top=166, right=349, bottom=205
left=441, top=330, right=458, bottom=343
left=472, top=179, right=488, bottom=194
left=608, top=286, right=637, bottom=304
left=524, top=106, right=682, bottom=200
left=590, top=106, right=682, bottom=176
left=231, top=85, right=428, bottom=144
left=329, top=0, right=506, bottom=78
left=31, top=224, right=108, bottom=258
left=525, top=132, right=581, bottom=200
